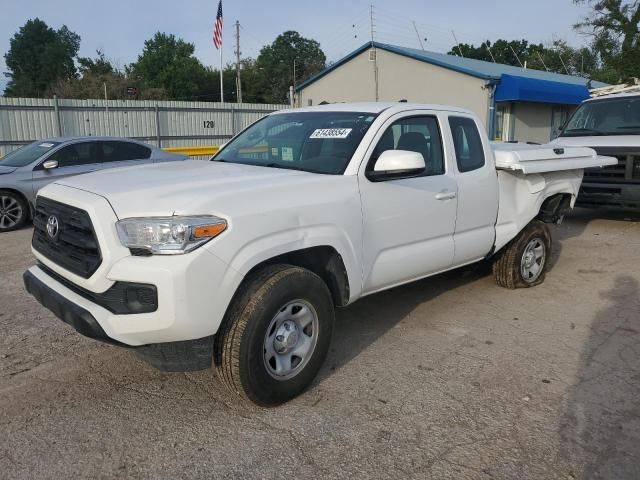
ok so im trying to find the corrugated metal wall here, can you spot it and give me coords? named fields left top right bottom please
left=0, top=97, right=287, bottom=157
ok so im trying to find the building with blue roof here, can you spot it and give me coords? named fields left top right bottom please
left=295, top=42, right=606, bottom=143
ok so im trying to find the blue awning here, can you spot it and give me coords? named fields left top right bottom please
left=495, top=74, right=590, bottom=105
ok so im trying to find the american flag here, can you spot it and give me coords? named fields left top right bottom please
left=213, top=0, right=223, bottom=49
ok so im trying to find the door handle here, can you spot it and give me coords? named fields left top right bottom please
left=435, top=190, right=457, bottom=201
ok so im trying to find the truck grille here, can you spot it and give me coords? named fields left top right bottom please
left=583, top=147, right=640, bottom=184
left=32, top=197, right=102, bottom=279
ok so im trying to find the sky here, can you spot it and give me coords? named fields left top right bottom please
left=0, top=0, right=594, bottom=93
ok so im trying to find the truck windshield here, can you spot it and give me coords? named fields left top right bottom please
left=0, top=141, right=60, bottom=167
left=212, top=111, right=378, bottom=174
left=560, top=97, right=640, bottom=137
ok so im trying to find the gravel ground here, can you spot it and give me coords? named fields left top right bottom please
left=1, top=209, right=640, bottom=479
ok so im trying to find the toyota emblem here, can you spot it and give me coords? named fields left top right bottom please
left=46, top=215, right=60, bottom=240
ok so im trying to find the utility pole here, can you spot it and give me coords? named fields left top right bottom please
left=370, top=4, right=379, bottom=101
left=234, top=20, right=242, bottom=103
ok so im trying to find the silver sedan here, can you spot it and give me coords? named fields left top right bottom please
left=0, top=137, right=187, bottom=232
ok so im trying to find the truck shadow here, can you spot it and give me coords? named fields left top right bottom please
left=316, top=262, right=488, bottom=383
left=557, top=275, right=640, bottom=479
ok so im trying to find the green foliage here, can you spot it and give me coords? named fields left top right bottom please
left=126, top=32, right=213, bottom=100
left=254, top=31, right=326, bottom=103
left=574, top=0, right=640, bottom=82
left=449, top=38, right=597, bottom=77
left=4, top=18, right=80, bottom=97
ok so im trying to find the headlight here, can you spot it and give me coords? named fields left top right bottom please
left=116, top=216, right=227, bottom=255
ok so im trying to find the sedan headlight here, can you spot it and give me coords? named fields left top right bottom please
left=116, top=216, right=227, bottom=255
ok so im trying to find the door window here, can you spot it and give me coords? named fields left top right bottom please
left=46, top=142, right=100, bottom=168
left=369, top=116, right=444, bottom=176
left=101, top=141, right=151, bottom=163
left=448, top=117, right=485, bottom=173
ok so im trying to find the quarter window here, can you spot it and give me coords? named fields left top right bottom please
left=449, top=116, right=485, bottom=173
left=101, top=141, right=151, bottom=162
left=369, top=116, right=444, bottom=176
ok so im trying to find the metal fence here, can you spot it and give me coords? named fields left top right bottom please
left=0, top=97, right=288, bottom=157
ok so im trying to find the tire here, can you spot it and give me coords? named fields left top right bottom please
left=214, top=264, right=335, bottom=406
left=492, top=220, right=551, bottom=289
left=0, top=190, right=28, bottom=232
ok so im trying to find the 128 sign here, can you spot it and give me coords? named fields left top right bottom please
left=203, top=121, right=215, bottom=128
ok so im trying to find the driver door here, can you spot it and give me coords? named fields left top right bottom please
left=359, top=113, right=458, bottom=293
left=31, top=141, right=102, bottom=196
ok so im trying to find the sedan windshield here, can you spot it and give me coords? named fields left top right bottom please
left=560, top=97, right=640, bottom=137
left=0, top=141, right=60, bottom=167
left=212, top=111, right=378, bottom=174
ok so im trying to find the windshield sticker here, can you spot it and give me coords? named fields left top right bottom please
left=310, top=128, right=352, bottom=139
left=271, top=147, right=279, bottom=157
left=39, top=143, right=55, bottom=148
left=281, top=147, right=294, bottom=162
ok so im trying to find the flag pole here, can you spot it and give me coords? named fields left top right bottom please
left=219, top=43, right=224, bottom=103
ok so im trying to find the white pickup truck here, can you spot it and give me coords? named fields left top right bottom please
left=23, top=103, right=615, bottom=406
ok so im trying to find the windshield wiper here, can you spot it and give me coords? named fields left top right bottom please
left=264, top=163, right=305, bottom=171
left=560, top=127, right=605, bottom=136
left=616, top=126, right=640, bottom=130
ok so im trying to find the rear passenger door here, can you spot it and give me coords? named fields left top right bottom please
left=100, top=141, right=152, bottom=170
left=447, top=115, right=499, bottom=266
left=31, top=141, right=102, bottom=196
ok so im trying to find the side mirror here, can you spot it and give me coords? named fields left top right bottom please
left=370, top=150, right=425, bottom=179
left=42, top=160, right=58, bottom=170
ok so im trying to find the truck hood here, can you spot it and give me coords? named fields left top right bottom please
left=52, top=160, right=345, bottom=218
left=552, top=135, right=640, bottom=148
left=0, top=166, right=18, bottom=175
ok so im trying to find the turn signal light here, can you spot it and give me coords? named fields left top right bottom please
left=193, top=223, right=227, bottom=238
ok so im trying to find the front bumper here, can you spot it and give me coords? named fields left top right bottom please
left=578, top=182, right=640, bottom=210
left=24, top=248, right=244, bottom=347
left=23, top=268, right=124, bottom=346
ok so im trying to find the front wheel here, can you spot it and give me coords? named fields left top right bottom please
left=0, top=190, right=28, bottom=232
left=214, top=265, right=334, bottom=406
left=492, top=220, right=551, bottom=289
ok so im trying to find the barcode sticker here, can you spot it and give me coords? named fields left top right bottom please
left=310, top=128, right=352, bottom=139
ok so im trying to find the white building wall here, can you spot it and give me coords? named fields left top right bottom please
left=298, top=49, right=491, bottom=127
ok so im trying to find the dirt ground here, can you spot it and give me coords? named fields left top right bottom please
left=1, top=209, right=640, bottom=479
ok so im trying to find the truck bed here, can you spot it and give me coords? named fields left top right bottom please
left=491, top=142, right=618, bottom=174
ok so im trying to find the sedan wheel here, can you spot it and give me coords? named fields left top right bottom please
left=0, top=192, right=27, bottom=232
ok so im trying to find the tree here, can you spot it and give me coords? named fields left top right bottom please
left=127, top=32, right=211, bottom=100
left=448, top=38, right=598, bottom=77
left=4, top=18, right=80, bottom=97
left=78, top=49, right=116, bottom=76
left=574, top=0, right=640, bottom=82
left=255, top=31, right=326, bottom=103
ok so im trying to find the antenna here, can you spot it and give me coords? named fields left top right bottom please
left=412, top=21, right=425, bottom=50
left=558, top=53, right=570, bottom=75
left=509, top=45, right=523, bottom=67
left=484, top=41, right=496, bottom=63
left=451, top=30, right=464, bottom=57
left=234, top=20, right=242, bottom=104
left=536, top=52, right=549, bottom=71
left=370, top=5, right=379, bottom=101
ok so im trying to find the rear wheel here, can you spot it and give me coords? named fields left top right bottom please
left=492, top=220, right=551, bottom=289
left=214, top=264, right=334, bottom=406
left=0, top=190, right=28, bottom=232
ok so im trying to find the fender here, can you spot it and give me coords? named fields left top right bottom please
left=219, top=224, right=363, bottom=303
